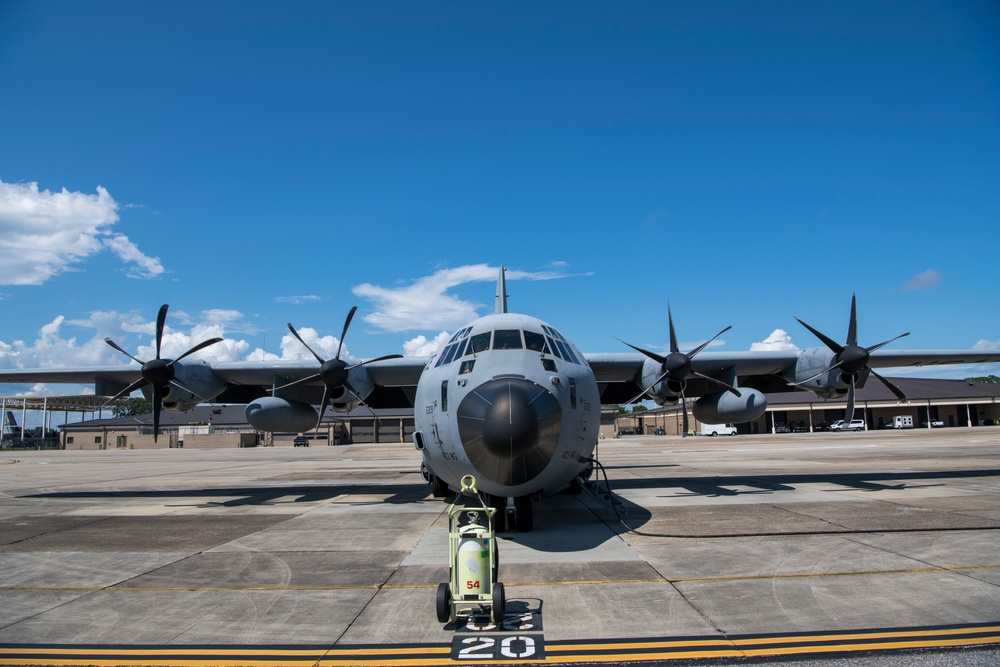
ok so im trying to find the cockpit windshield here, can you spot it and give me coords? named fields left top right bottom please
left=435, top=326, right=579, bottom=367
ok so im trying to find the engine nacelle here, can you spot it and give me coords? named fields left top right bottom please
left=245, top=397, right=318, bottom=433
left=693, top=389, right=767, bottom=424
left=143, top=360, right=227, bottom=412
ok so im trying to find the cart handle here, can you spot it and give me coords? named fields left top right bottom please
left=460, top=475, right=477, bottom=495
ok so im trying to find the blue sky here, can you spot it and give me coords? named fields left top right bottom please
left=1, top=0, right=998, bottom=397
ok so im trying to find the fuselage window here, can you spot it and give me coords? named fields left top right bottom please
left=470, top=332, right=491, bottom=354
left=569, top=377, right=577, bottom=409
left=493, top=329, right=523, bottom=350
left=441, top=380, right=448, bottom=412
left=524, top=331, right=546, bottom=352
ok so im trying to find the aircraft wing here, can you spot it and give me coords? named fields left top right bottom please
left=0, top=356, right=429, bottom=409
left=585, top=351, right=803, bottom=404
left=585, top=348, right=1000, bottom=406
left=866, top=349, right=1000, bottom=368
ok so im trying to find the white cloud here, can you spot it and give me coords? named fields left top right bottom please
left=0, top=309, right=341, bottom=383
left=750, top=329, right=801, bottom=352
left=0, top=180, right=164, bottom=284
left=900, top=269, right=941, bottom=292
left=102, top=234, right=165, bottom=279
left=403, top=332, right=450, bottom=357
left=353, top=263, right=581, bottom=332
left=275, top=295, right=324, bottom=304
left=973, top=339, right=1000, bottom=352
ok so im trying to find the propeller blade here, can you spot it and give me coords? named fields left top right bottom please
left=613, top=338, right=666, bottom=364
left=169, top=337, right=224, bottom=365
left=269, top=373, right=321, bottom=393
left=794, top=317, right=844, bottom=355
left=846, top=378, right=856, bottom=423
left=336, top=306, right=357, bottom=361
left=846, top=294, right=858, bottom=348
left=692, top=372, right=742, bottom=397
left=343, top=384, right=386, bottom=430
left=687, top=326, right=732, bottom=359
left=315, top=385, right=331, bottom=433
left=625, top=368, right=670, bottom=405
left=865, top=332, right=910, bottom=354
left=347, top=353, right=404, bottom=370
left=168, top=378, right=211, bottom=402
left=104, top=338, right=145, bottom=366
left=103, top=377, right=150, bottom=405
left=154, top=304, right=168, bottom=360
left=681, top=390, right=689, bottom=437
left=286, top=323, right=326, bottom=365
left=152, top=383, right=163, bottom=443
left=668, top=306, right=680, bottom=355
left=870, top=369, right=907, bottom=402
left=789, top=358, right=845, bottom=387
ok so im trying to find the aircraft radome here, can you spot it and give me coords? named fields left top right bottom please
left=2, top=267, right=998, bottom=531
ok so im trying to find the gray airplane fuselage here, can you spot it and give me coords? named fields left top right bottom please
left=413, top=312, right=601, bottom=499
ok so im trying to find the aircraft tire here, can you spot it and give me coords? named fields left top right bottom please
left=431, top=475, right=449, bottom=498
left=514, top=495, right=533, bottom=532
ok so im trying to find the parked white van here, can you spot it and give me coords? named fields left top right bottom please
left=700, top=423, right=737, bottom=436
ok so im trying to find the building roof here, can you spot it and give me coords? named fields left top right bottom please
left=60, top=404, right=414, bottom=430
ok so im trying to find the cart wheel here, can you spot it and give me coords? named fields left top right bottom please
left=436, top=583, right=452, bottom=623
left=491, top=581, right=506, bottom=625
left=491, top=538, right=499, bottom=583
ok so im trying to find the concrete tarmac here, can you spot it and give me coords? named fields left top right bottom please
left=1, top=427, right=999, bottom=665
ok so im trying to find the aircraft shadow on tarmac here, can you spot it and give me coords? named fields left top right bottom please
left=602, top=469, right=998, bottom=498
left=25, top=483, right=430, bottom=507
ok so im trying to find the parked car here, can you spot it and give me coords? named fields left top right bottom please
left=830, top=419, right=865, bottom=432
left=293, top=435, right=310, bottom=447
left=653, top=428, right=666, bottom=436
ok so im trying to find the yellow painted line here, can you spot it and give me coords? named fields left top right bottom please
left=739, top=635, right=1000, bottom=657
left=3, top=626, right=999, bottom=667
left=670, top=563, right=1000, bottom=583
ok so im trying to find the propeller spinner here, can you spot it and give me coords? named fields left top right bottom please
left=793, top=293, right=910, bottom=422
left=104, top=304, right=223, bottom=442
left=618, top=306, right=740, bottom=437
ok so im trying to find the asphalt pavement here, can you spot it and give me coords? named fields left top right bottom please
left=1, top=427, right=998, bottom=665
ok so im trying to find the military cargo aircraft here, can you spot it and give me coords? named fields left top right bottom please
left=1, top=267, right=998, bottom=530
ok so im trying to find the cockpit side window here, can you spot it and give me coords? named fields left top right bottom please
left=546, top=336, right=563, bottom=359
left=493, top=329, right=523, bottom=350
left=470, top=332, right=491, bottom=354
left=524, top=331, right=546, bottom=353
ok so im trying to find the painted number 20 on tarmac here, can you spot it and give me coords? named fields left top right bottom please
left=452, top=635, right=545, bottom=660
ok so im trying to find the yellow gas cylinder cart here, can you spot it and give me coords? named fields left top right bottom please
left=436, top=475, right=504, bottom=625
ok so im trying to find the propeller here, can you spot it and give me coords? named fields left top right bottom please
left=793, top=293, right=910, bottom=422
left=275, top=306, right=402, bottom=432
left=104, top=304, right=223, bottom=442
left=618, top=306, right=740, bottom=437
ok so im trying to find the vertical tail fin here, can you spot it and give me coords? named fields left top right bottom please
left=494, top=266, right=508, bottom=314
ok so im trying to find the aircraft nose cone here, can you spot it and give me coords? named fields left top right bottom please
left=457, top=378, right=562, bottom=487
